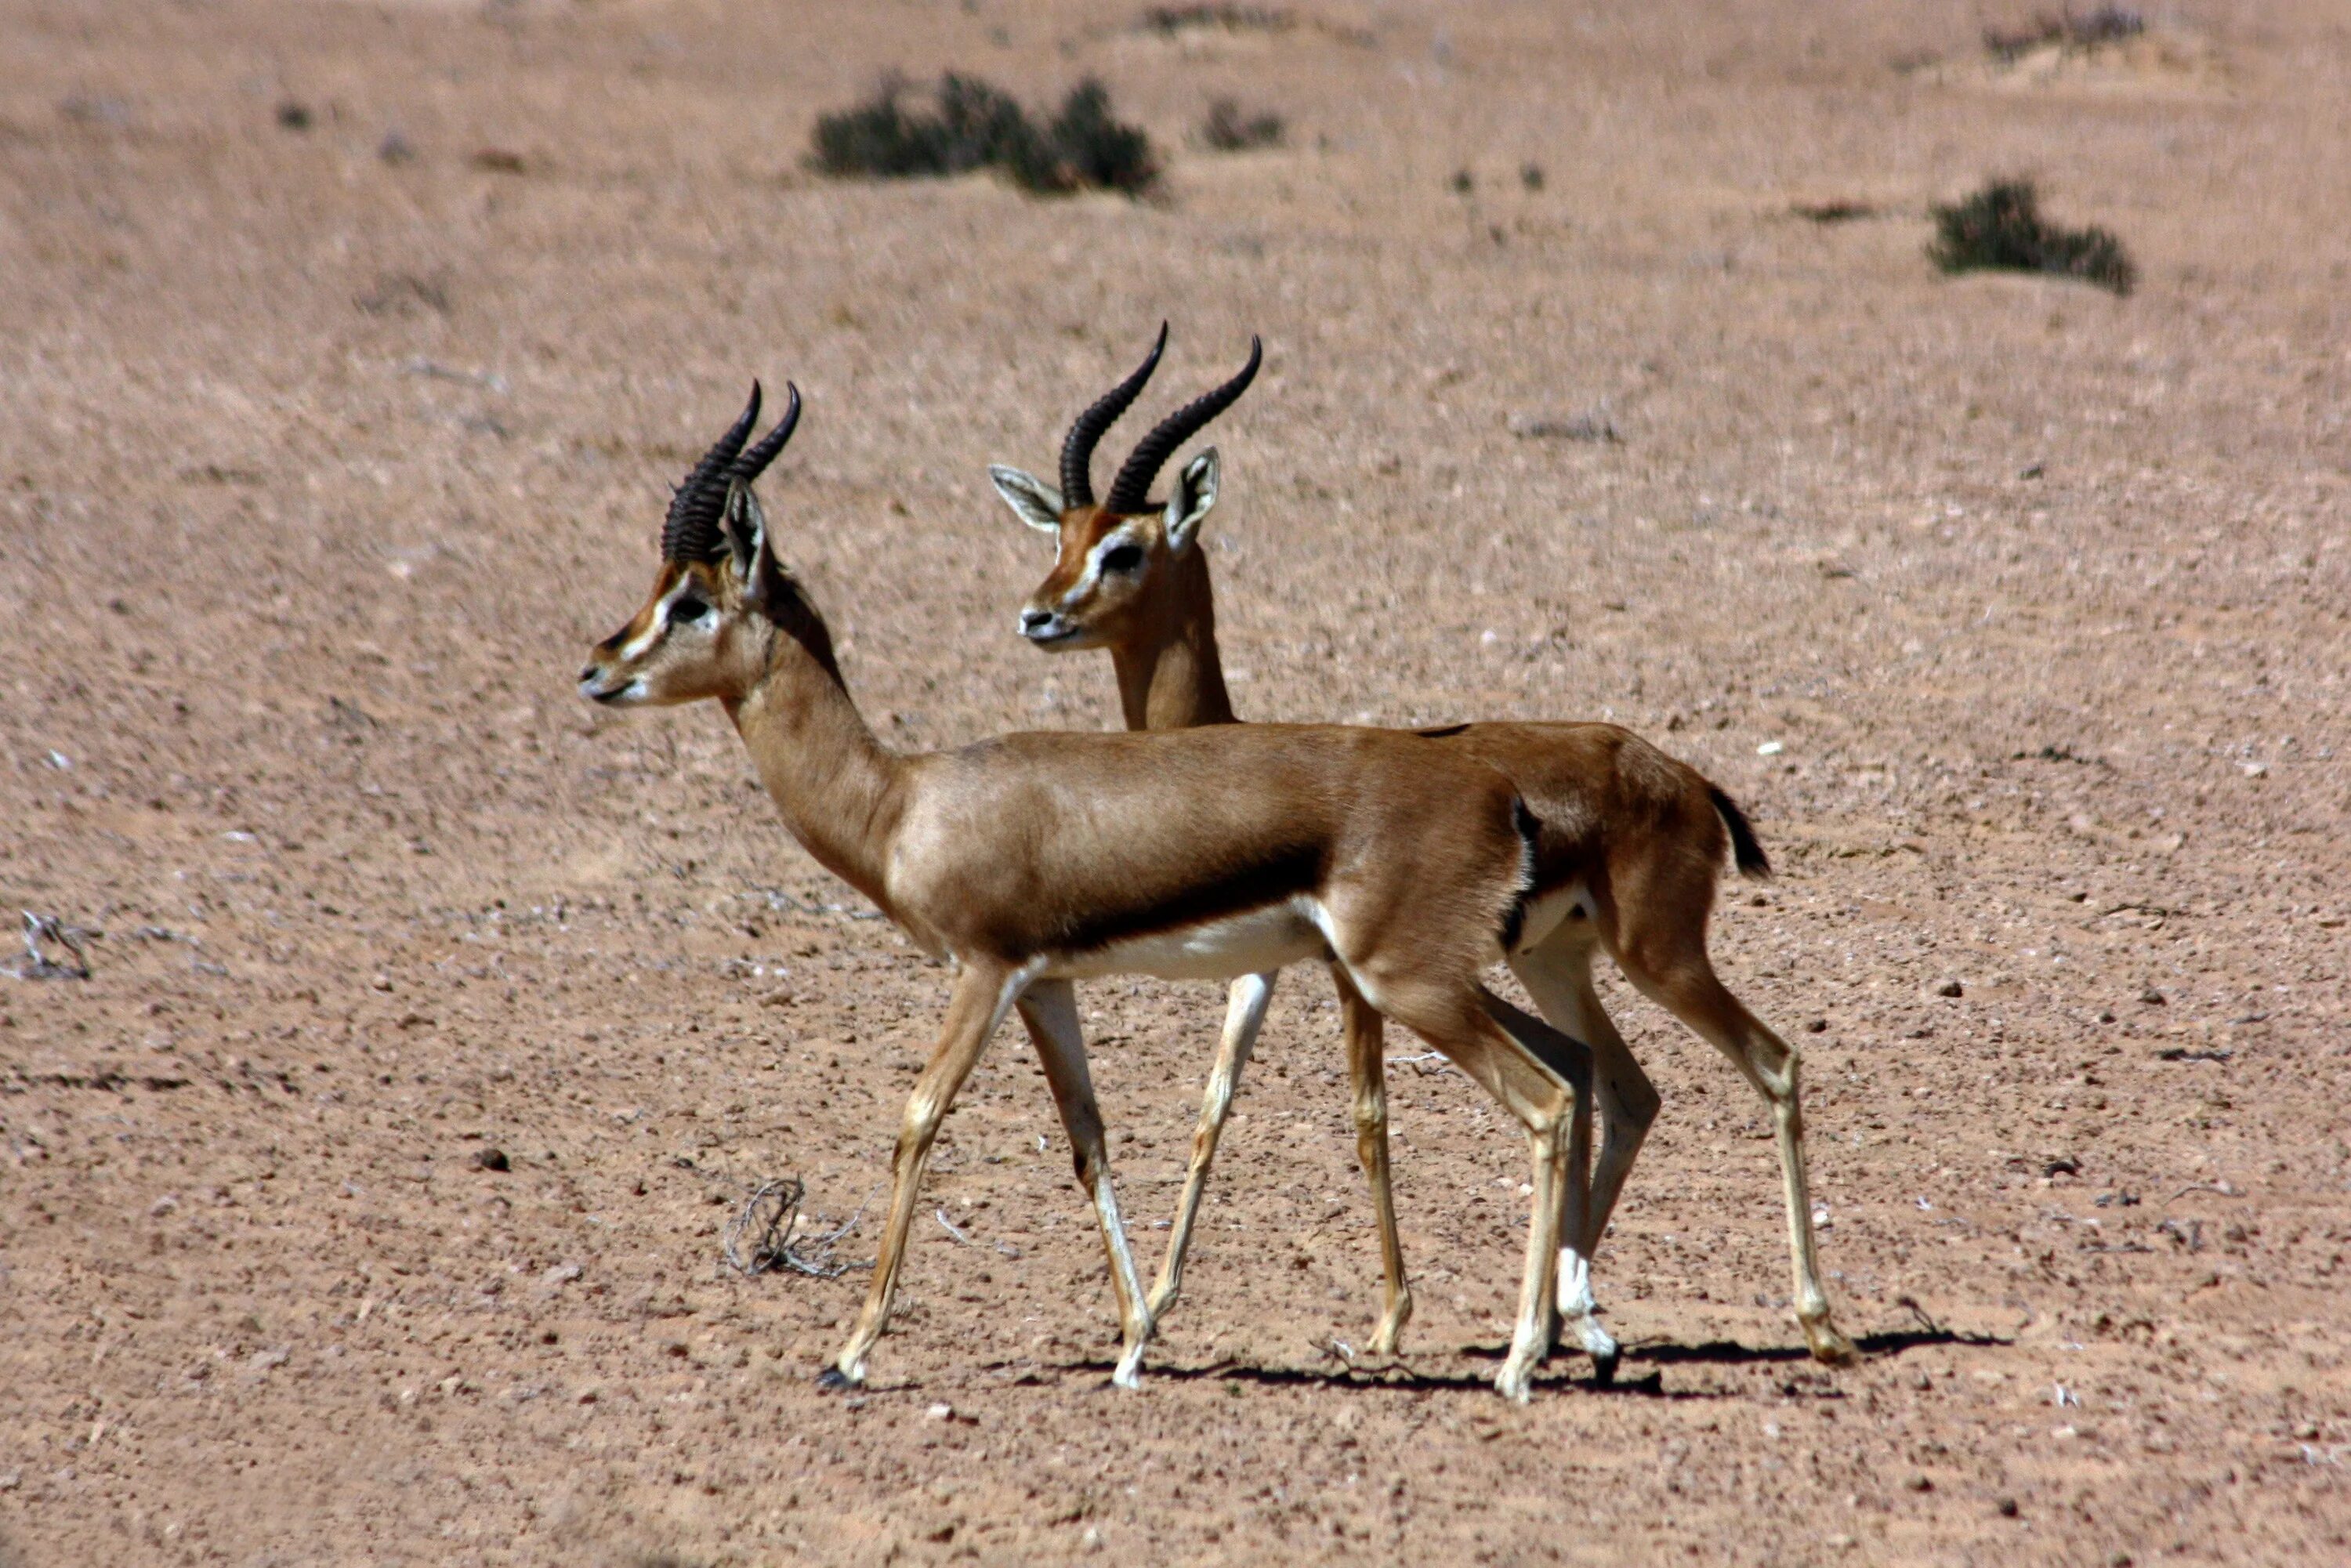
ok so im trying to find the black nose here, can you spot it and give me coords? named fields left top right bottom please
left=1020, top=608, right=1054, bottom=632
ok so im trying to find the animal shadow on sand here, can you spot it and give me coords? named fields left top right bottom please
left=989, top=1326, right=2007, bottom=1401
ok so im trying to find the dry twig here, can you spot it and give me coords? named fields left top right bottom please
left=9, top=911, right=94, bottom=980
left=722, top=1178, right=869, bottom=1278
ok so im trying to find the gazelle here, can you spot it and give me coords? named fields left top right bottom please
left=579, top=381, right=1608, bottom=1400
left=990, top=328, right=1855, bottom=1371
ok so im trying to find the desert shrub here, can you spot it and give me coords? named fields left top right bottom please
left=1983, top=6, right=2143, bottom=63
left=1200, top=97, right=1284, bottom=151
left=1927, top=179, right=2134, bottom=295
left=810, top=74, right=1157, bottom=197
left=1140, top=5, right=1293, bottom=35
left=1038, top=80, right=1161, bottom=194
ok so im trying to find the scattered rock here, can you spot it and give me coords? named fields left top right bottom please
left=377, top=129, right=415, bottom=165
left=1997, top=1497, right=2020, bottom=1518
left=1935, top=978, right=1964, bottom=998
left=2139, top=987, right=2166, bottom=1005
left=471, top=147, right=527, bottom=174
left=275, top=100, right=313, bottom=132
left=474, top=1146, right=511, bottom=1172
left=1906, top=1474, right=1933, bottom=1492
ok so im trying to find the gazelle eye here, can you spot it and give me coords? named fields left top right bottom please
left=670, top=596, right=710, bottom=624
left=1100, top=544, right=1144, bottom=574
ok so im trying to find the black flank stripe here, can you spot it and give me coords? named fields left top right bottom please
left=1057, top=845, right=1323, bottom=955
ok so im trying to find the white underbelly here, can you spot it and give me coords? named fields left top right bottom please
left=1510, top=881, right=1592, bottom=955
left=1049, top=897, right=1327, bottom=982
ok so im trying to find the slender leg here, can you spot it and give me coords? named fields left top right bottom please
left=1632, top=964, right=1855, bottom=1363
left=1017, top=977, right=1157, bottom=1389
left=1359, top=975, right=1589, bottom=1403
left=1509, top=933, right=1658, bottom=1378
left=825, top=961, right=1021, bottom=1389
left=1331, top=966, right=1412, bottom=1354
left=1145, top=970, right=1277, bottom=1325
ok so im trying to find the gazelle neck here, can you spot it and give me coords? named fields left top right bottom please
left=1110, top=545, right=1236, bottom=732
left=723, top=589, right=907, bottom=910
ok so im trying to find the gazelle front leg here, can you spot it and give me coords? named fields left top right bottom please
left=824, top=959, right=1022, bottom=1389
left=1332, top=967, right=1412, bottom=1354
left=1017, top=977, right=1158, bottom=1388
left=1144, top=969, right=1276, bottom=1325
left=1509, top=935, right=1656, bottom=1379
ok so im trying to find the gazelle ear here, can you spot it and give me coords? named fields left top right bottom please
left=988, top=465, right=1066, bottom=534
left=723, top=482, right=780, bottom=610
left=1164, top=447, right=1221, bottom=555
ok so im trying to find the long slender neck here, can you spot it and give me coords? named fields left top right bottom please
left=722, top=589, right=908, bottom=911
left=1109, top=545, right=1237, bottom=732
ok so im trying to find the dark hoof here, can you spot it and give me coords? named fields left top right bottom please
left=815, top=1367, right=855, bottom=1392
left=1589, top=1349, right=1620, bottom=1388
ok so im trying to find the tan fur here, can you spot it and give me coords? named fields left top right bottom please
left=583, top=477, right=1596, bottom=1400
left=1003, top=473, right=1855, bottom=1367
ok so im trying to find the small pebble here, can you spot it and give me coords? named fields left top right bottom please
left=474, top=1147, right=510, bottom=1172
left=1936, top=978, right=1964, bottom=998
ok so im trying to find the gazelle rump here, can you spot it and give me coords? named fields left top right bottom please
left=579, top=382, right=1603, bottom=1400
left=992, top=329, right=1855, bottom=1368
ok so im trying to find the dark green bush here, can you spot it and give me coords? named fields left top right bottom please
left=1927, top=180, right=2135, bottom=295
left=810, top=74, right=1157, bottom=197
left=1200, top=97, right=1284, bottom=152
left=1983, top=7, right=2143, bottom=64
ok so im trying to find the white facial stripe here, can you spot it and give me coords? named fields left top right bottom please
left=618, top=581, right=701, bottom=662
left=1073, top=528, right=1145, bottom=599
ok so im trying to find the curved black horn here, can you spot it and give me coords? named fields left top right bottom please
left=662, top=382, right=761, bottom=563
left=1060, top=321, right=1167, bottom=509
left=1103, top=335, right=1261, bottom=516
left=730, top=381, right=802, bottom=488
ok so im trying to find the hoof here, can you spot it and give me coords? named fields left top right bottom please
left=1804, top=1321, right=1860, bottom=1366
left=815, top=1366, right=857, bottom=1392
left=1588, top=1346, right=1620, bottom=1387
left=1493, top=1370, right=1534, bottom=1406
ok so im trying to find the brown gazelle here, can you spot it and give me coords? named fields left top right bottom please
left=991, top=328, right=1855, bottom=1371
left=580, top=380, right=1606, bottom=1401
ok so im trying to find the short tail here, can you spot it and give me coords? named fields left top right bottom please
left=1498, top=797, right=1541, bottom=952
left=1707, top=784, right=1771, bottom=881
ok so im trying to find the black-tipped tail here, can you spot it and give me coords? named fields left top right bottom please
left=1708, top=784, right=1771, bottom=881
left=1498, top=797, right=1541, bottom=952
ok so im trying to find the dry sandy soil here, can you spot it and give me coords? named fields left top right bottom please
left=4, top=2, right=2349, bottom=1563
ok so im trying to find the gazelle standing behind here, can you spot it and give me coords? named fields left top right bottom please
left=580, top=381, right=1606, bottom=1400
left=990, top=328, right=1855, bottom=1371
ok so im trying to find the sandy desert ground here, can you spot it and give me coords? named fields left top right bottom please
left=4, top=1, right=2349, bottom=1563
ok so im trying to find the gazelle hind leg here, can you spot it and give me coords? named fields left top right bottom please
left=1358, top=974, right=1590, bottom=1403
left=1633, top=961, right=1855, bottom=1363
left=1331, top=967, right=1411, bottom=1354
left=827, top=961, right=1021, bottom=1389
left=1016, top=979, right=1159, bottom=1388
left=1145, top=970, right=1276, bottom=1324
left=1509, top=933, right=1658, bottom=1378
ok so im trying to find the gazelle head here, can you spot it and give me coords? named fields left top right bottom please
left=580, top=382, right=810, bottom=708
left=991, top=324, right=1260, bottom=653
